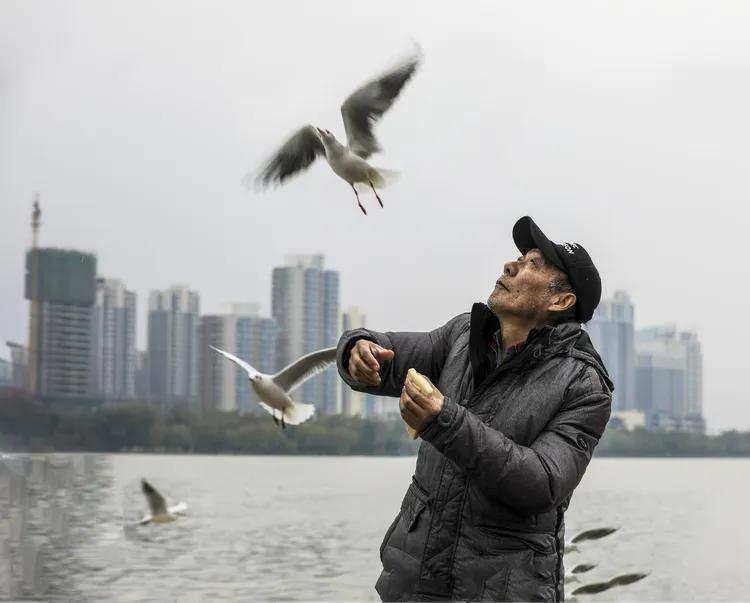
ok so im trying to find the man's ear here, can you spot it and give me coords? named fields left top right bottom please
left=548, top=292, right=576, bottom=313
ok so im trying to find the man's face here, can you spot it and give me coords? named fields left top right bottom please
left=487, top=248, right=562, bottom=323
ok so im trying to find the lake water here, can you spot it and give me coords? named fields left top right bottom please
left=0, top=454, right=747, bottom=602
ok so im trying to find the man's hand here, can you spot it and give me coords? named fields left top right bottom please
left=348, top=339, right=395, bottom=386
left=400, top=374, right=445, bottom=434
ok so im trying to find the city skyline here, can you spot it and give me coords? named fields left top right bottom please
left=588, top=292, right=704, bottom=433
left=11, top=241, right=405, bottom=419
left=5, top=232, right=706, bottom=429
left=7, top=238, right=709, bottom=360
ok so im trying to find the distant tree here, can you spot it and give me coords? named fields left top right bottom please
left=0, top=396, right=747, bottom=457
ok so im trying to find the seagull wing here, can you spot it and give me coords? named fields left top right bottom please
left=141, top=479, right=168, bottom=516
left=210, top=345, right=261, bottom=379
left=272, top=347, right=337, bottom=393
left=250, top=125, right=325, bottom=189
left=607, top=572, right=649, bottom=587
left=571, top=572, right=648, bottom=596
left=570, top=526, right=618, bottom=544
left=340, top=48, right=421, bottom=159
left=570, top=580, right=612, bottom=596
left=571, top=562, right=598, bottom=574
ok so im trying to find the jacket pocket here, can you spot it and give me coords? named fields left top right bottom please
left=402, top=477, right=432, bottom=532
left=380, top=512, right=402, bottom=563
left=476, top=526, right=555, bottom=555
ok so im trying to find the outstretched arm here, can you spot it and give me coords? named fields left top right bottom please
left=336, top=314, right=468, bottom=397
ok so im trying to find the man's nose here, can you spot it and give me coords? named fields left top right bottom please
left=503, top=261, right=517, bottom=276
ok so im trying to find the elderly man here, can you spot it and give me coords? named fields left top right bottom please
left=336, top=216, right=613, bottom=602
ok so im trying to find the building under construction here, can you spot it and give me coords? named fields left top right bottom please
left=25, top=248, right=97, bottom=399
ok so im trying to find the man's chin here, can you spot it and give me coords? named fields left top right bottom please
left=487, top=295, right=502, bottom=314
left=488, top=293, right=518, bottom=317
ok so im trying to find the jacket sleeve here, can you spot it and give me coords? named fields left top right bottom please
left=336, top=313, right=468, bottom=398
left=419, top=364, right=612, bottom=516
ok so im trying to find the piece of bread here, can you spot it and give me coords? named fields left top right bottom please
left=403, top=368, right=433, bottom=439
left=407, top=368, right=433, bottom=395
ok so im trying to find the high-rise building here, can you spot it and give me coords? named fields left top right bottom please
left=25, top=248, right=97, bottom=399
left=680, top=331, right=703, bottom=423
left=635, top=326, right=704, bottom=432
left=586, top=291, right=635, bottom=411
left=134, top=350, right=148, bottom=401
left=5, top=342, right=27, bottom=389
left=147, top=285, right=200, bottom=406
left=90, top=278, right=137, bottom=400
left=199, top=303, right=277, bottom=413
left=199, top=316, right=225, bottom=412
left=341, top=306, right=367, bottom=417
left=272, top=254, right=340, bottom=414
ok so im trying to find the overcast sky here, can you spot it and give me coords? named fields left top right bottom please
left=1, top=1, right=748, bottom=432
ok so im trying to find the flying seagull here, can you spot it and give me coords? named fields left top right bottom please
left=248, top=45, right=422, bottom=215
left=139, top=479, right=188, bottom=525
left=210, top=345, right=336, bottom=428
left=564, top=562, right=599, bottom=583
left=569, top=571, right=649, bottom=596
left=565, top=526, right=619, bottom=554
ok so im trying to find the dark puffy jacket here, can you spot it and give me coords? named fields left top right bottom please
left=336, top=303, right=613, bottom=602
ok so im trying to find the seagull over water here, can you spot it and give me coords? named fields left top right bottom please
left=248, top=45, right=422, bottom=215
left=564, top=526, right=619, bottom=554
left=210, top=346, right=337, bottom=428
left=563, top=526, right=649, bottom=599
left=564, top=562, right=598, bottom=583
left=569, top=571, right=649, bottom=596
left=139, top=479, right=188, bottom=525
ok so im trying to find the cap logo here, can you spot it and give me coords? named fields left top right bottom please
left=562, top=242, right=579, bottom=255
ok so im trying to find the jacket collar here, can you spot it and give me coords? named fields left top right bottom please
left=468, top=302, right=611, bottom=389
left=469, top=303, right=499, bottom=384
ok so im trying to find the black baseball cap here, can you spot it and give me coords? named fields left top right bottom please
left=512, top=216, right=602, bottom=323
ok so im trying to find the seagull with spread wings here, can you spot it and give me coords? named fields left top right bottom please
left=564, top=526, right=619, bottom=554
left=569, top=571, right=649, bottom=596
left=139, top=479, right=188, bottom=525
left=210, top=346, right=336, bottom=428
left=564, top=562, right=599, bottom=583
left=248, top=45, right=422, bottom=215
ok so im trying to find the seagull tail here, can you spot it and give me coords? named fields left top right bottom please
left=241, top=169, right=265, bottom=193
left=365, top=167, right=400, bottom=189
left=283, top=401, right=316, bottom=425
left=257, top=400, right=315, bottom=426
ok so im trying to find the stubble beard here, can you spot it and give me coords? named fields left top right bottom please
left=487, top=291, right=504, bottom=317
left=488, top=290, right=547, bottom=324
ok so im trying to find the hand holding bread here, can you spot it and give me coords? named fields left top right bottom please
left=401, top=368, right=443, bottom=439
